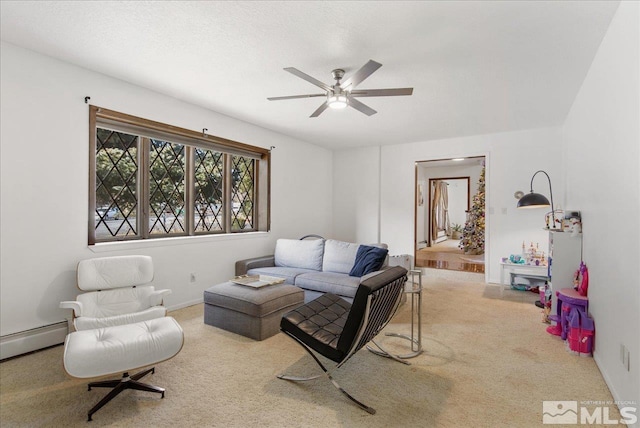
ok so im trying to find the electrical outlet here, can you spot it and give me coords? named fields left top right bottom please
left=625, top=348, right=630, bottom=372
left=190, top=273, right=196, bottom=283
left=621, top=344, right=630, bottom=371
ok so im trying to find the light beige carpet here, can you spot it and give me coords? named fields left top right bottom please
left=0, top=276, right=619, bottom=427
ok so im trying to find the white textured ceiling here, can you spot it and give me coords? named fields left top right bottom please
left=0, top=1, right=619, bottom=150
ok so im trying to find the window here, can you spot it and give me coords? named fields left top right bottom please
left=89, top=106, right=270, bottom=244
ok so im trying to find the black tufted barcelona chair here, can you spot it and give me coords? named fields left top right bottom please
left=278, top=266, right=408, bottom=414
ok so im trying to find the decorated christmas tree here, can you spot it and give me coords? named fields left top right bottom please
left=459, top=166, right=485, bottom=255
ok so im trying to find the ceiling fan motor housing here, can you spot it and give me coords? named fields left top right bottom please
left=331, top=68, right=345, bottom=82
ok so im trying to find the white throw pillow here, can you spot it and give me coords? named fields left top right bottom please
left=321, top=240, right=356, bottom=274
left=274, top=239, right=324, bottom=271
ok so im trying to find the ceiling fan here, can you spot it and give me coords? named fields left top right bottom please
left=267, top=59, right=413, bottom=117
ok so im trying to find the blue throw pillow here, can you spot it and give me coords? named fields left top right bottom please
left=349, top=245, right=389, bottom=277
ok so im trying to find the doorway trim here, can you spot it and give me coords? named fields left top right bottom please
left=414, top=154, right=490, bottom=283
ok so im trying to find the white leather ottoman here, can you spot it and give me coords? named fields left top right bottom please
left=63, top=316, right=184, bottom=420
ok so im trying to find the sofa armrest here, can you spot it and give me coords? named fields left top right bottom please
left=235, top=255, right=275, bottom=276
left=388, top=254, right=412, bottom=271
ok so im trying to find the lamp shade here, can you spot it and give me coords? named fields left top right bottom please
left=517, top=192, right=551, bottom=209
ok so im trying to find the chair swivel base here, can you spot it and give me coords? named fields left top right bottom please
left=86, top=367, right=164, bottom=421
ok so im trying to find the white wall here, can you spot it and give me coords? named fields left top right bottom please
left=447, top=179, right=469, bottom=229
left=0, top=42, right=333, bottom=337
left=416, top=178, right=427, bottom=245
left=333, top=127, right=564, bottom=283
left=562, top=1, right=639, bottom=414
left=332, top=146, right=381, bottom=243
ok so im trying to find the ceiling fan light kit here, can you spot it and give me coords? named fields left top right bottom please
left=328, top=94, right=348, bottom=109
left=267, top=59, right=413, bottom=117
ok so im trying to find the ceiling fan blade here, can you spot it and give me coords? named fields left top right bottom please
left=267, top=94, right=326, bottom=101
left=284, top=67, right=332, bottom=92
left=350, top=88, right=414, bottom=97
left=340, top=60, right=382, bottom=90
left=310, top=101, right=330, bottom=118
left=348, top=97, right=377, bottom=116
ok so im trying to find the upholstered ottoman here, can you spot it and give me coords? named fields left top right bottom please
left=63, top=316, right=184, bottom=421
left=204, top=282, right=304, bottom=340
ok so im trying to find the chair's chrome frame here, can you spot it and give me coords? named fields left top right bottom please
left=279, top=328, right=376, bottom=414
left=278, top=275, right=406, bottom=415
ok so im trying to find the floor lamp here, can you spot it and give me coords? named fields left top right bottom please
left=517, top=170, right=557, bottom=229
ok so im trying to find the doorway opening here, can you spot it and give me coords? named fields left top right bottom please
left=415, top=157, right=485, bottom=273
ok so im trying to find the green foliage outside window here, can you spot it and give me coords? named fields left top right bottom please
left=94, top=128, right=255, bottom=241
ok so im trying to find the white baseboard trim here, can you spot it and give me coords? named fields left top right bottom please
left=593, top=352, right=639, bottom=428
left=167, top=298, right=203, bottom=312
left=0, top=321, right=68, bottom=360
left=0, top=300, right=204, bottom=361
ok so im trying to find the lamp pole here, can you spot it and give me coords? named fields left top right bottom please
left=530, top=170, right=555, bottom=229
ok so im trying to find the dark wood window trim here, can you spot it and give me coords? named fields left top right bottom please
left=89, top=106, right=270, bottom=245
left=92, top=106, right=269, bottom=158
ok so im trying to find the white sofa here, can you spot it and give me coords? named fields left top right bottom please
left=235, top=238, right=402, bottom=302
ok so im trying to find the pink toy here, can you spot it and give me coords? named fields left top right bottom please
left=567, top=308, right=594, bottom=355
left=539, top=285, right=547, bottom=305
left=555, top=287, right=589, bottom=339
left=577, top=262, right=589, bottom=296
left=546, top=323, right=562, bottom=336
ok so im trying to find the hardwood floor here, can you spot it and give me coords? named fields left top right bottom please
left=416, top=239, right=485, bottom=273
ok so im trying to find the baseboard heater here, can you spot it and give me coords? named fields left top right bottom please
left=0, top=321, right=68, bottom=361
